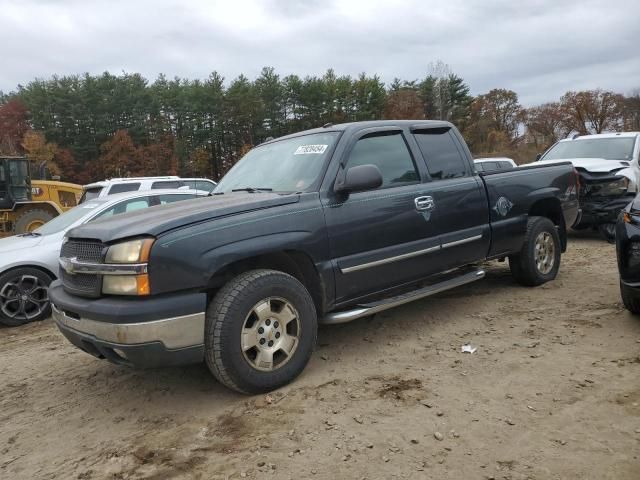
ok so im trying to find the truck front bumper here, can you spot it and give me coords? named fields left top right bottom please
left=577, top=195, right=634, bottom=226
left=49, top=282, right=206, bottom=368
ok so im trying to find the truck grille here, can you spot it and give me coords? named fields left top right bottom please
left=61, top=239, right=106, bottom=297
left=61, top=240, right=105, bottom=263
left=61, top=270, right=102, bottom=298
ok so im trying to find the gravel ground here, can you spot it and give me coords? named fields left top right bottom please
left=1, top=231, right=639, bottom=480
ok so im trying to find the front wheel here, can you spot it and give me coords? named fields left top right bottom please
left=0, top=268, right=53, bottom=326
left=204, top=269, right=317, bottom=394
left=509, top=216, right=561, bottom=286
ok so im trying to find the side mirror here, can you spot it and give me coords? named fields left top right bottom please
left=335, top=164, right=383, bottom=194
left=535, top=153, right=542, bottom=161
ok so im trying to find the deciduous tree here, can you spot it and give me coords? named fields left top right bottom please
left=560, top=89, right=624, bottom=134
left=21, top=131, right=58, bottom=178
left=0, top=99, right=30, bottom=155
left=384, top=89, right=424, bottom=120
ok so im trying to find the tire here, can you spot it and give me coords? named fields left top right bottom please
left=14, top=209, right=55, bottom=234
left=509, top=216, right=561, bottom=286
left=597, top=223, right=616, bottom=243
left=204, top=269, right=317, bottom=394
left=620, top=280, right=640, bottom=314
left=0, top=267, right=53, bottom=326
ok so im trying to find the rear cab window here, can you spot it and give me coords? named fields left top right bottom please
left=412, top=128, right=469, bottom=180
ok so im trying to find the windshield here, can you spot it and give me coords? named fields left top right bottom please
left=542, top=137, right=636, bottom=161
left=33, top=203, right=101, bottom=235
left=215, top=132, right=340, bottom=193
left=79, top=187, right=103, bottom=203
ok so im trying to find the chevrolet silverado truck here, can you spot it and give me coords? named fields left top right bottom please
left=535, top=132, right=640, bottom=240
left=50, top=120, right=579, bottom=394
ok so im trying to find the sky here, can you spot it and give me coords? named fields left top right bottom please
left=1, top=0, right=639, bottom=106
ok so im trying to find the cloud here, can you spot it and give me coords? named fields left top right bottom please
left=1, top=0, right=638, bottom=106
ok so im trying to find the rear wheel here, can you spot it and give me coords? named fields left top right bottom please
left=14, top=209, right=55, bottom=234
left=509, top=216, right=561, bottom=286
left=0, top=267, right=53, bottom=326
left=597, top=223, right=616, bottom=243
left=204, top=269, right=317, bottom=394
left=620, top=280, right=640, bottom=314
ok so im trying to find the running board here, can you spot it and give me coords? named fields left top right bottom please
left=321, top=269, right=485, bottom=325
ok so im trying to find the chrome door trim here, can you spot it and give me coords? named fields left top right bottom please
left=340, top=245, right=441, bottom=274
left=441, top=234, right=483, bottom=249
left=340, top=234, right=483, bottom=274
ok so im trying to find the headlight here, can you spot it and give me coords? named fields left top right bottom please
left=105, top=238, right=154, bottom=264
left=103, top=238, right=153, bottom=295
left=594, top=177, right=629, bottom=196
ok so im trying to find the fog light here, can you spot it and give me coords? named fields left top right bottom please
left=102, top=274, right=150, bottom=295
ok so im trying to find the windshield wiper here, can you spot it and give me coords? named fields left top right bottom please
left=19, top=232, right=41, bottom=237
left=231, top=187, right=273, bottom=193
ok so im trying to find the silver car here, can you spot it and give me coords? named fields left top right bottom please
left=0, top=189, right=207, bottom=326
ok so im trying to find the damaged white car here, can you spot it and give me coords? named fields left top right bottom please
left=535, top=132, right=640, bottom=240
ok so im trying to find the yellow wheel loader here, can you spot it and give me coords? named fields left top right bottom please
left=0, top=157, right=82, bottom=236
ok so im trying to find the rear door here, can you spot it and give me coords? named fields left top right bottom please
left=323, top=127, right=444, bottom=303
left=410, top=126, right=490, bottom=270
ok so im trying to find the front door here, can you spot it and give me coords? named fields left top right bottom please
left=323, top=128, right=444, bottom=304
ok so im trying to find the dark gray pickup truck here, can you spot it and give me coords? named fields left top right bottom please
left=50, top=120, right=579, bottom=393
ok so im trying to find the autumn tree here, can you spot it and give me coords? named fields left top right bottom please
left=188, top=147, right=210, bottom=177
left=54, top=148, right=86, bottom=183
left=464, top=89, right=523, bottom=156
left=22, top=131, right=59, bottom=178
left=384, top=89, right=424, bottom=119
left=622, top=89, right=640, bottom=131
left=96, top=130, right=139, bottom=178
left=524, top=102, right=571, bottom=150
left=139, top=135, right=178, bottom=177
left=560, top=89, right=624, bottom=134
left=0, top=99, right=30, bottom=155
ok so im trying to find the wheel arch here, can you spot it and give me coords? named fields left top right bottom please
left=205, top=250, right=326, bottom=316
left=0, top=264, right=57, bottom=281
left=528, top=197, right=567, bottom=252
left=15, top=201, right=63, bottom=216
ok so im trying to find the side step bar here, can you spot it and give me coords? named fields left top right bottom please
left=321, top=269, right=485, bottom=325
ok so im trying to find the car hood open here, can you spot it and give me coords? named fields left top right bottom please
left=66, top=193, right=301, bottom=243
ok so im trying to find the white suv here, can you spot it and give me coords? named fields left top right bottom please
left=80, top=176, right=217, bottom=203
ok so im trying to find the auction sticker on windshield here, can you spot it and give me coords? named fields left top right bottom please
left=294, top=144, right=328, bottom=155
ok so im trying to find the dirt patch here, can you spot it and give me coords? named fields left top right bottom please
left=1, top=232, right=640, bottom=479
left=372, top=375, right=423, bottom=399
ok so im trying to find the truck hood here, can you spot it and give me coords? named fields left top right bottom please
left=536, top=157, right=631, bottom=174
left=67, top=193, right=301, bottom=243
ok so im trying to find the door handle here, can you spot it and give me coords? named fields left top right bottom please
left=414, top=196, right=435, bottom=211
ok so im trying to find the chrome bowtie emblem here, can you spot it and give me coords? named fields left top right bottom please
left=493, top=197, right=514, bottom=217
